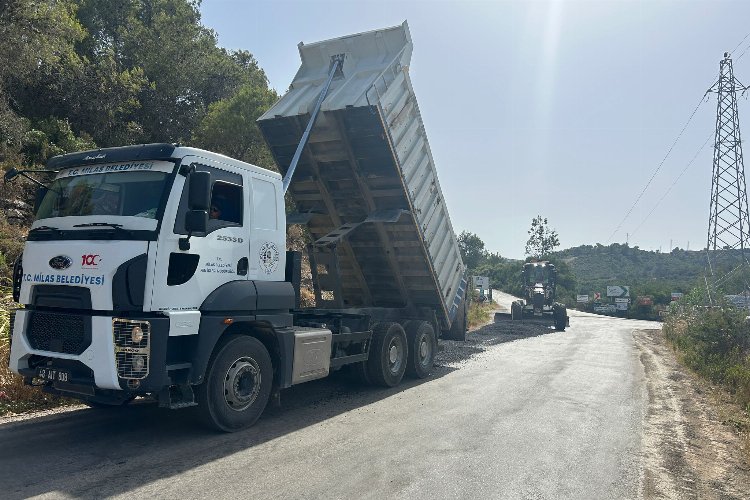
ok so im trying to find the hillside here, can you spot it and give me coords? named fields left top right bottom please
left=554, top=243, right=706, bottom=297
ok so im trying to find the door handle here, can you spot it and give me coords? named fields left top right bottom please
left=237, top=257, right=248, bottom=276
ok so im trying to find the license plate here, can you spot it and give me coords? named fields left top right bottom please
left=36, top=367, right=71, bottom=383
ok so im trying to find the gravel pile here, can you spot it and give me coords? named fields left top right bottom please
left=436, top=315, right=556, bottom=368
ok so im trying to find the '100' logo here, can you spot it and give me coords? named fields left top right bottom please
left=82, top=254, right=101, bottom=268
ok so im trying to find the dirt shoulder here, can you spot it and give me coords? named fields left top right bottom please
left=634, top=329, right=750, bottom=499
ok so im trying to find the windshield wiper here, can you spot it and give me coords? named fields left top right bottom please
left=73, top=222, right=133, bottom=234
left=29, top=225, right=61, bottom=234
left=74, top=222, right=123, bottom=229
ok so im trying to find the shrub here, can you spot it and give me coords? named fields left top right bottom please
left=664, top=291, right=750, bottom=411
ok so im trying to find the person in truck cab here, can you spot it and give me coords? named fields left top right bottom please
left=209, top=203, right=222, bottom=220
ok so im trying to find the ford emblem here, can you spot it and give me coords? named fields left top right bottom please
left=49, top=255, right=72, bottom=270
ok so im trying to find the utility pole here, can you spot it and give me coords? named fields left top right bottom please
left=706, top=52, right=750, bottom=289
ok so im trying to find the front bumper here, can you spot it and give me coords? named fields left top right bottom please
left=9, top=310, right=170, bottom=393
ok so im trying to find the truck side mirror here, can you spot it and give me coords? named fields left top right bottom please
left=188, top=171, right=211, bottom=211
left=185, top=210, right=208, bottom=235
left=4, top=167, right=19, bottom=182
left=181, top=209, right=208, bottom=250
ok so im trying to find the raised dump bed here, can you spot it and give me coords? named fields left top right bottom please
left=258, top=21, right=466, bottom=332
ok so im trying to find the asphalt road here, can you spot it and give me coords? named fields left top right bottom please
left=0, top=293, right=659, bottom=499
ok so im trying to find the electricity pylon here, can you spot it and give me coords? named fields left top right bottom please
left=706, top=52, right=750, bottom=292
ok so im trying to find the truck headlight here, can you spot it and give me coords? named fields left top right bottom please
left=113, top=318, right=150, bottom=380
left=131, top=325, right=144, bottom=343
left=132, top=355, right=146, bottom=372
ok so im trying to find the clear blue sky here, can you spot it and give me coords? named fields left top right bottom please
left=201, top=0, right=750, bottom=259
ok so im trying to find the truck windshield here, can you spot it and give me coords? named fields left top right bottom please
left=36, top=170, right=169, bottom=220
left=527, top=266, right=547, bottom=284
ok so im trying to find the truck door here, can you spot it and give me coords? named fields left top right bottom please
left=148, top=158, right=250, bottom=312
left=246, top=175, right=285, bottom=282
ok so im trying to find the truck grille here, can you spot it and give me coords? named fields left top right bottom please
left=113, top=318, right=150, bottom=380
left=27, top=312, right=89, bottom=355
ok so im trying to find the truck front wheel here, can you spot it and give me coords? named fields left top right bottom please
left=368, top=322, right=408, bottom=387
left=197, top=335, right=273, bottom=432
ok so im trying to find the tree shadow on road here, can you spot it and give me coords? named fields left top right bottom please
left=0, top=363, right=459, bottom=498
left=0, top=317, right=559, bottom=499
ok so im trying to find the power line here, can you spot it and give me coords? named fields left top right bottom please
left=730, top=31, right=750, bottom=55
left=737, top=42, right=750, bottom=61
left=629, top=132, right=713, bottom=239
left=608, top=32, right=750, bottom=244
left=607, top=92, right=707, bottom=242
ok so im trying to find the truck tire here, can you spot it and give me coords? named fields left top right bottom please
left=553, top=304, right=567, bottom=331
left=352, top=359, right=372, bottom=386
left=196, top=334, right=273, bottom=432
left=511, top=301, right=522, bottom=321
left=367, top=322, right=408, bottom=387
left=404, top=321, right=436, bottom=379
left=445, top=298, right=468, bottom=341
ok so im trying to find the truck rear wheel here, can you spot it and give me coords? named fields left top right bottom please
left=367, top=322, right=408, bottom=387
left=196, top=334, right=273, bottom=432
left=404, top=321, right=435, bottom=379
left=444, top=298, right=468, bottom=341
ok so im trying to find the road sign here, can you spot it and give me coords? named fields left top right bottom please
left=473, top=276, right=489, bottom=288
left=614, top=297, right=630, bottom=304
left=594, top=292, right=601, bottom=300
left=594, top=304, right=617, bottom=314
left=671, top=292, right=683, bottom=301
left=615, top=302, right=629, bottom=311
left=607, top=286, right=630, bottom=298
left=576, top=294, right=589, bottom=303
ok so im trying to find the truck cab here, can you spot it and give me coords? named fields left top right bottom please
left=9, top=144, right=294, bottom=428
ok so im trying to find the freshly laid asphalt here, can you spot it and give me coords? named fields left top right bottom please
left=0, top=292, right=658, bottom=499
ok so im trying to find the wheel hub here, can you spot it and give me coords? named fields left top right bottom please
left=223, top=357, right=261, bottom=412
left=387, top=338, right=403, bottom=374
left=389, top=345, right=399, bottom=364
left=420, top=336, right=430, bottom=358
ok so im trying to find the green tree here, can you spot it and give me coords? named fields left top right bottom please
left=21, top=118, right=96, bottom=166
left=525, top=215, right=560, bottom=259
left=458, top=231, right=488, bottom=271
left=192, top=83, right=278, bottom=168
left=75, top=0, right=270, bottom=143
left=0, top=0, right=84, bottom=152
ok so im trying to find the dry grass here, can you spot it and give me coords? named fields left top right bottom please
left=468, top=301, right=496, bottom=329
left=0, top=288, right=76, bottom=416
left=0, top=286, right=74, bottom=415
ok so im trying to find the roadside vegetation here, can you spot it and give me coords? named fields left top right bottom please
left=468, top=299, right=496, bottom=329
left=663, top=291, right=750, bottom=412
left=0, top=285, right=75, bottom=415
left=559, top=243, right=704, bottom=318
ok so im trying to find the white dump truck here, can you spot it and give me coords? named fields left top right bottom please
left=7, top=22, right=467, bottom=431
